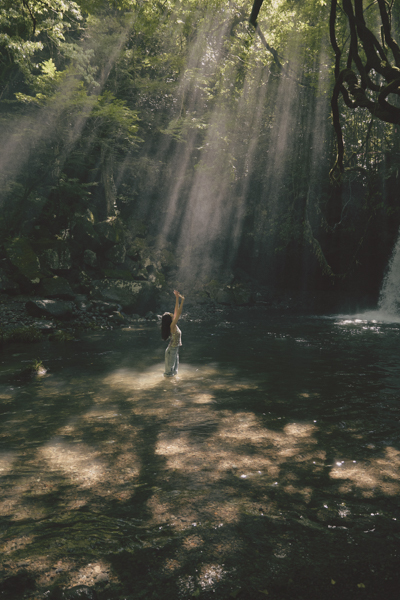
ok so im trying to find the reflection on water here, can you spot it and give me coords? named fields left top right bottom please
left=1, top=311, right=400, bottom=598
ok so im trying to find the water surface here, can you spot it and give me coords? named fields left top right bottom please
left=1, top=309, right=400, bottom=599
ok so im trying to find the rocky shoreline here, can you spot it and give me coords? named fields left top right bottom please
left=0, top=287, right=377, bottom=343
left=0, top=295, right=158, bottom=337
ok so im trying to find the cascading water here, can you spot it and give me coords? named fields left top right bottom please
left=377, top=233, right=400, bottom=319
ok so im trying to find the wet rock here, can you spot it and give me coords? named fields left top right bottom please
left=232, top=285, right=253, bottom=305
left=40, top=248, right=60, bottom=270
left=92, top=300, right=121, bottom=314
left=215, top=287, right=234, bottom=304
left=0, top=569, right=36, bottom=597
left=32, top=319, right=56, bottom=332
left=94, top=572, right=109, bottom=583
left=94, top=217, right=124, bottom=246
left=105, top=243, right=126, bottom=264
left=214, top=285, right=253, bottom=306
left=73, top=295, right=93, bottom=311
left=127, top=313, right=140, bottom=321
left=0, top=268, right=20, bottom=294
left=83, top=249, right=97, bottom=267
left=90, top=279, right=155, bottom=312
left=72, top=213, right=99, bottom=249
left=110, top=311, right=125, bottom=323
left=62, top=586, right=98, bottom=600
left=58, top=247, right=72, bottom=270
left=5, top=237, right=42, bottom=283
left=39, top=276, right=75, bottom=299
left=26, top=299, right=75, bottom=320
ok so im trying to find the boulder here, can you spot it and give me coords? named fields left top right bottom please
left=94, top=217, right=124, bottom=246
left=72, top=213, right=99, bottom=248
left=0, top=268, right=20, bottom=294
left=105, top=243, right=126, bottom=264
left=32, top=319, right=56, bottom=332
left=39, top=276, right=75, bottom=299
left=58, top=247, right=72, bottom=270
left=90, top=279, right=157, bottom=313
left=232, top=285, right=253, bottom=305
left=63, top=585, right=98, bottom=600
left=102, top=267, right=133, bottom=280
left=215, top=287, right=234, bottom=304
left=40, top=249, right=59, bottom=270
left=73, top=295, right=93, bottom=312
left=25, top=299, right=75, bottom=320
left=5, top=237, right=42, bottom=283
left=83, top=249, right=97, bottom=267
left=109, top=311, right=125, bottom=323
left=91, top=300, right=121, bottom=314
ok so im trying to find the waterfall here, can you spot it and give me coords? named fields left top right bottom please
left=378, top=233, right=400, bottom=318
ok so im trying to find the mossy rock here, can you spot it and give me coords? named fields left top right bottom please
left=0, top=268, right=19, bottom=294
left=104, top=243, right=126, bottom=264
left=26, top=299, right=74, bottom=320
left=232, top=285, right=253, bottom=305
left=90, top=279, right=157, bottom=312
left=83, top=249, right=97, bottom=267
left=94, top=217, right=125, bottom=246
left=72, top=214, right=100, bottom=248
left=216, top=287, right=235, bottom=304
left=39, top=276, right=75, bottom=299
left=5, top=237, right=42, bottom=283
left=204, top=279, right=220, bottom=301
left=103, top=268, right=133, bottom=280
left=40, top=248, right=59, bottom=270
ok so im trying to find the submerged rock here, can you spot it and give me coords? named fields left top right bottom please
left=26, top=299, right=75, bottom=320
left=62, top=586, right=98, bottom=600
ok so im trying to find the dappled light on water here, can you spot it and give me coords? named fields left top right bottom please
left=1, top=315, right=400, bottom=596
left=330, top=449, right=400, bottom=497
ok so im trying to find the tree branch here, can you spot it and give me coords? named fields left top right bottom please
left=22, top=0, right=36, bottom=36
left=249, top=0, right=264, bottom=27
left=377, top=0, right=400, bottom=67
left=330, top=0, right=400, bottom=180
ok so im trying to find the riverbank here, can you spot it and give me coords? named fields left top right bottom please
left=0, top=287, right=377, bottom=341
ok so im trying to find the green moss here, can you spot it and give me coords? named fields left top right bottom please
left=103, top=268, right=133, bottom=280
left=5, top=237, right=42, bottom=282
left=48, top=329, right=75, bottom=342
left=204, top=279, right=220, bottom=300
left=1, top=326, right=42, bottom=344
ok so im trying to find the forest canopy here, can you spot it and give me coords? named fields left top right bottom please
left=0, top=0, right=399, bottom=298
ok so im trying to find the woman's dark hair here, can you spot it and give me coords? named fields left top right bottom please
left=161, top=312, right=172, bottom=340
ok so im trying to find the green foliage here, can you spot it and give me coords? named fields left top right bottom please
left=103, top=268, right=133, bottom=280
left=0, top=0, right=398, bottom=293
left=0, top=326, right=42, bottom=344
left=49, top=329, right=75, bottom=341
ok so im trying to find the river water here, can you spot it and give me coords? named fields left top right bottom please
left=1, top=307, right=400, bottom=599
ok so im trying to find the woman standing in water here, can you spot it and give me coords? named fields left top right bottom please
left=161, top=290, right=184, bottom=377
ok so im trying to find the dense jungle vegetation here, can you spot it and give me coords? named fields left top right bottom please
left=0, top=0, right=399, bottom=304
